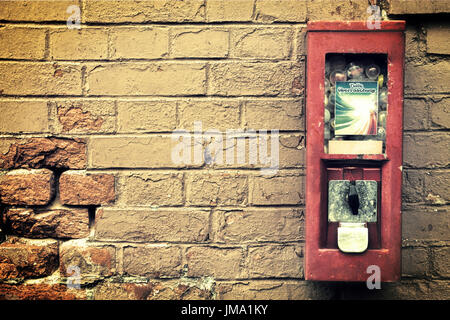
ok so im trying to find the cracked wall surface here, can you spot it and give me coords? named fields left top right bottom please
left=0, top=0, right=448, bottom=300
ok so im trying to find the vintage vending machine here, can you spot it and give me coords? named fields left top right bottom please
left=305, top=21, right=406, bottom=282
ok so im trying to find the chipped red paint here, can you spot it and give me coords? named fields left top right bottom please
left=307, top=21, right=406, bottom=31
left=305, top=21, right=405, bottom=282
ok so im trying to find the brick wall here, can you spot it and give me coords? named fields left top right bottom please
left=0, top=0, right=448, bottom=300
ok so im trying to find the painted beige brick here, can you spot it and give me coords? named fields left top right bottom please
left=307, top=0, right=368, bottom=21
left=178, top=99, right=240, bottom=131
left=295, top=26, right=307, bottom=57
left=90, top=136, right=200, bottom=168
left=251, top=173, right=304, bottom=205
left=83, top=0, right=205, bottom=23
left=209, top=62, right=303, bottom=96
left=404, top=98, right=429, bottom=130
left=0, top=101, right=49, bottom=133
left=389, top=0, right=450, bottom=14
left=424, top=170, right=450, bottom=205
left=430, top=97, right=450, bottom=129
left=110, top=27, right=169, bottom=59
left=432, top=247, right=450, bottom=277
left=171, top=28, right=229, bottom=58
left=213, top=208, right=304, bottom=243
left=405, top=61, right=450, bottom=93
left=247, top=245, right=303, bottom=278
left=117, top=100, right=177, bottom=132
left=244, top=99, right=304, bottom=131
left=402, top=169, right=425, bottom=203
left=404, top=133, right=450, bottom=168
left=278, top=135, right=305, bottom=168
left=200, top=132, right=304, bottom=169
left=0, top=62, right=82, bottom=96
left=185, top=172, right=248, bottom=206
left=427, top=24, right=450, bottom=55
left=255, top=0, right=307, bottom=22
left=50, top=28, right=108, bottom=60
left=0, top=27, right=46, bottom=60
left=123, top=246, right=183, bottom=277
left=85, top=63, right=206, bottom=96
left=117, top=172, right=184, bottom=206
left=402, top=205, right=449, bottom=241
left=405, top=26, right=419, bottom=59
left=95, top=208, right=210, bottom=242
left=186, top=246, right=246, bottom=279
left=216, top=280, right=334, bottom=300
left=0, top=0, right=78, bottom=21
left=206, top=0, right=254, bottom=22
left=402, top=247, right=429, bottom=277
left=230, top=27, right=292, bottom=59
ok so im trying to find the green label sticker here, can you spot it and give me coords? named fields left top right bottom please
left=335, top=81, right=378, bottom=135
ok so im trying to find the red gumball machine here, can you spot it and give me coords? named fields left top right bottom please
left=305, top=21, right=406, bottom=282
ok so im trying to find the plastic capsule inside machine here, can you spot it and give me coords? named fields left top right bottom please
left=378, top=111, right=387, bottom=127
left=328, top=90, right=336, bottom=107
left=324, top=108, right=331, bottom=123
left=324, top=78, right=331, bottom=93
left=346, top=62, right=365, bottom=80
left=366, top=64, right=381, bottom=80
left=379, top=88, right=388, bottom=105
left=324, top=125, right=331, bottom=140
left=329, top=117, right=335, bottom=130
left=329, top=70, right=347, bottom=85
left=377, top=127, right=386, bottom=140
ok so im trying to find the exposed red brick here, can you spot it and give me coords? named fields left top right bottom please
left=291, top=76, right=304, bottom=95
left=0, top=237, right=58, bottom=280
left=0, top=283, right=85, bottom=300
left=59, top=172, right=115, bottom=205
left=0, top=256, right=18, bottom=280
left=0, top=169, right=54, bottom=205
left=57, top=106, right=104, bottom=132
left=88, top=247, right=114, bottom=269
left=59, top=241, right=115, bottom=283
left=0, top=137, right=87, bottom=170
left=3, top=208, right=89, bottom=239
left=93, top=281, right=212, bottom=300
